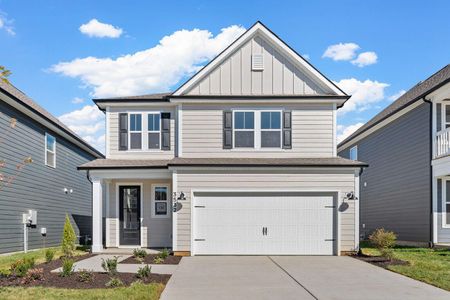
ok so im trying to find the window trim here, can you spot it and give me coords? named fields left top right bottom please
left=147, top=112, right=161, bottom=150
left=232, top=109, right=283, bottom=150
left=44, top=133, right=56, bottom=168
left=125, top=111, right=166, bottom=152
left=151, top=184, right=171, bottom=219
left=442, top=178, right=450, bottom=228
left=349, top=145, right=358, bottom=160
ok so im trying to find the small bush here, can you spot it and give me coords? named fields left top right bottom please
left=22, top=268, right=44, bottom=284
left=105, top=277, right=123, bottom=288
left=136, top=265, right=151, bottom=279
left=77, top=269, right=94, bottom=283
left=369, top=228, right=397, bottom=250
left=101, top=256, right=118, bottom=275
left=10, top=257, right=35, bottom=277
left=60, top=258, right=74, bottom=277
left=153, top=257, right=164, bottom=264
left=160, top=248, right=169, bottom=260
left=45, top=249, right=55, bottom=263
left=133, top=249, right=147, bottom=259
left=380, top=248, right=395, bottom=261
left=61, top=214, right=77, bottom=257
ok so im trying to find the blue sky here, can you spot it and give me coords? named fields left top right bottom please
left=1, top=0, right=449, bottom=151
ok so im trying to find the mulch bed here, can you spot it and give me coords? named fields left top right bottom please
left=354, top=254, right=409, bottom=268
left=120, top=254, right=181, bottom=265
left=0, top=254, right=170, bottom=289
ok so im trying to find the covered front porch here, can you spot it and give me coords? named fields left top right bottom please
left=90, top=169, right=174, bottom=253
left=432, top=157, right=450, bottom=245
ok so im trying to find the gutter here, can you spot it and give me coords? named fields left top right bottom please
left=422, top=96, right=434, bottom=248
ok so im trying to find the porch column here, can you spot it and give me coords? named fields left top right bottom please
left=92, top=179, right=103, bottom=253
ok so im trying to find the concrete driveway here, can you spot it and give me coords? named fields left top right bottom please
left=161, top=256, right=449, bottom=300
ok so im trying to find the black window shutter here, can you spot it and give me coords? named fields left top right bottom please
left=223, top=111, right=233, bottom=149
left=282, top=111, right=292, bottom=149
left=437, top=103, right=442, bottom=132
left=161, top=112, right=171, bottom=150
left=119, top=113, right=128, bottom=151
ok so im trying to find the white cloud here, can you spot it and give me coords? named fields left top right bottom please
left=59, top=105, right=105, bottom=152
left=52, top=25, right=245, bottom=98
left=322, top=43, right=360, bottom=61
left=337, top=122, right=364, bottom=143
left=0, top=12, right=15, bottom=35
left=388, top=89, right=406, bottom=101
left=351, top=51, right=378, bottom=67
left=336, top=78, right=390, bottom=114
left=71, top=97, right=84, bottom=104
left=79, top=19, right=123, bottom=38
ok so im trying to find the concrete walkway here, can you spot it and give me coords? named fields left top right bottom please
left=161, top=256, right=450, bottom=300
left=51, top=254, right=177, bottom=275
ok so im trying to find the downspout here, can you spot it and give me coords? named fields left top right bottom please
left=422, top=97, right=434, bottom=248
left=86, top=170, right=93, bottom=249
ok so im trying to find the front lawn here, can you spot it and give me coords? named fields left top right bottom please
left=0, top=282, right=165, bottom=300
left=360, top=242, right=450, bottom=291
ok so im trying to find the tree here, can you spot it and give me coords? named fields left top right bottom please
left=61, top=214, right=77, bottom=257
left=0, top=65, right=11, bottom=84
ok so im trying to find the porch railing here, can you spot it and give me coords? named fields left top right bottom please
left=435, top=128, right=450, bottom=158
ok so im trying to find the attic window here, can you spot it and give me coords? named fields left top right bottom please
left=252, top=54, right=264, bottom=71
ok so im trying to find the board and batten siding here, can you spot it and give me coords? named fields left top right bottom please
left=181, top=103, right=334, bottom=158
left=186, top=35, right=325, bottom=96
left=0, top=100, right=96, bottom=254
left=339, top=102, right=431, bottom=243
left=175, top=169, right=357, bottom=253
left=107, top=107, right=175, bottom=159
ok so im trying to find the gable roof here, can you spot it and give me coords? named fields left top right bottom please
left=0, top=80, right=104, bottom=158
left=173, top=21, right=347, bottom=97
left=338, top=64, right=450, bottom=149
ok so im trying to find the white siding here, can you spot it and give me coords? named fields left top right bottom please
left=181, top=103, right=334, bottom=158
left=186, top=35, right=325, bottom=96
left=175, top=169, right=357, bottom=253
left=107, top=107, right=175, bottom=159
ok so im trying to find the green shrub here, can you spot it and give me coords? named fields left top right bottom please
left=133, top=249, right=147, bottom=260
left=105, top=277, right=123, bottom=288
left=60, top=258, right=74, bottom=277
left=10, top=257, right=35, bottom=277
left=153, top=257, right=164, bottom=264
left=22, top=268, right=43, bottom=283
left=136, top=265, right=151, bottom=279
left=77, top=269, right=93, bottom=282
left=380, top=248, right=395, bottom=261
left=369, top=228, right=397, bottom=250
left=101, top=256, right=118, bottom=275
left=61, top=214, right=77, bottom=257
left=160, top=248, right=169, bottom=260
left=0, top=269, right=9, bottom=278
left=45, top=249, right=55, bottom=263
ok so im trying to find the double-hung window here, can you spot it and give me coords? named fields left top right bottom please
left=129, top=114, right=142, bottom=150
left=148, top=113, right=161, bottom=149
left=261, top=111, right=281, bottom=148
left=349, top=146, right=358, bottom=160
left=444, top=180, right=450, bottom=227
left=152, top=185, right=169, bottom=218
left=234, top=111, right=255, bottom=148
left=444, top=104, right=450, bottom=129
left=45, top=133, right=56, bottom=168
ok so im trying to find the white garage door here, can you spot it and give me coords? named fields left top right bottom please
left=193, top=192, right=336, bottom=255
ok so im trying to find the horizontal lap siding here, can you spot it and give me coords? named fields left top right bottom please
left=182, top=104, right=333, bottom=158
left=175, top=170, right=356, bottom=252
left=108, top=107, right=175, bottom=159
left=0, top=101, right=95, bottom=254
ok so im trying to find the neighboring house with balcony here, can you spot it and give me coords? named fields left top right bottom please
left=0, top=80, right=104, bottom=254
left=339, top=65, right=450, bottom=246
left=79, top=22, right=367, bottom=256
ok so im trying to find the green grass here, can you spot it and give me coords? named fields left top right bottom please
left=360, top=242, right=450, bottom=291
left=0, top=283, right=165, bottom=300
left=0, top=246, right=87, bottom=272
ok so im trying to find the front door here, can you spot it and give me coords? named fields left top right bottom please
left=119, top=186, right=141, bottom=245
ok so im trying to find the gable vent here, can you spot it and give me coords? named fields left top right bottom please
left=252, top=54, right=264, bottom=71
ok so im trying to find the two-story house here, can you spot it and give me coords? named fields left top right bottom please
left=79, top=22, right=367, bottom=256
left=339, top=65, right=450, bottom=247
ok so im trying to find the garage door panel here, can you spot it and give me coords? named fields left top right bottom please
left=194, top=193, right=335, bottom=255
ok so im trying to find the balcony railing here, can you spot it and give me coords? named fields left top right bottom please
left=435, top=128, right=450, bottom=158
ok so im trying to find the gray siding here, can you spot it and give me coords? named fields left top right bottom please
left=0, top=100, right=96, bottom=254
left=339, top=102, right=431, bottom=243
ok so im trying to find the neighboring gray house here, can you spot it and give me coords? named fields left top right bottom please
left=0, top=80, right=104, bottom=254
left=79, top=22, right=367, bottom=256
left=338, top=65, right=450, bottom=246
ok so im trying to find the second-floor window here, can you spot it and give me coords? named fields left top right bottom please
left=350, top=146, right=358, bottom=160
left=234, top=111, right=255, bottom=148
left=261, top=111, right=281, bottom=148
left=45, top=133, right=56, bottom=168
left=129, top=114, right=142, bottom=150
left=148, top=113, right=161, bottom=149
